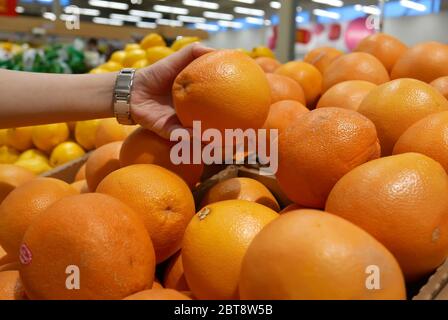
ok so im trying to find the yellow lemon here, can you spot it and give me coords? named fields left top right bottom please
left=14, top=158, right=52, bottom=175
left=0, top=129, right=7, bottom=146
left=236, top=48, right=252, bottom=56
left=252, top=46, right=276, bottom=59
left=32, top=123, right=70, bottom=153
left=89, top=68, right=109, bottom=74
left=146, top=46, right=175, bottom=65
left=5, top=127, right=33, bottom=151
left=123, top=49, right=147, bottom=67
left=17, top=149, right=48, bottom=162
left=0, top=146, right=19, bottom=164
left=125, top=43, right=141, bottom=52
left=171, top=37, right=200, bottom=51
left=109, top=50, right=126, bottom=64
left=100, top=61, right=122, bottom=72
left=140, top=33, right=166, bottom=50
left=50, top=142, right=85, bottom=167
left=75, top=120, right=101, bottom=150
left=132, top=59, right=149, bottom=69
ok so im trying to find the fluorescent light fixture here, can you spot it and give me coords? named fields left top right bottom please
left=42, top=12, right=56, bottom=21
left=194, top=23, right=220, bottom=31
left=354, top=4, right=381, bottom=15
left=400, top=0, right=427, bottom=11
left=312, top=0, right=344, bottom=7
left=88, top=0, right=129, bottom=10
left=313, top=8, right=341, bottom=19
left=218, top=20, right=243, bottom=28
left=203, top=11, right=234, bottom=20
left=64, top=6, right=100, bottom=16
left=245, top=17, right=264, bottom=25
left=15, top=6, right=24, bottom=13
left=296, top=16, right=304, bottom=23
left=92, top=17, right=124, bottom=26
left=154, top=5, right=189, bottom=15
left=129, top=10, right=162, bottom=19
left=270, top=1, right=281, bottom=9
left=110, top=13, right=141, bottom=22
left=232, top=0, right=255, bottom=4
left=183, top=0, right=219, bottom=10
left=234, top=6, right=265, bottom=17
left=157, top=19, right=184, bottom=27
left=136, top=21, right=157, bottom=29
left=177, top=15, right=206, bottom=23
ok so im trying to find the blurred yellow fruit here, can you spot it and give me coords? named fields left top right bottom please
left=236, top=48, right=252, bottom=56
left=0, top=146, right=19, bottom=164
left=14, top=157, right=52, bottom=175
left=123, top=49, right=147, bottom=67
left=140, top=33, right=166, bottom=50
left=252, top=46, right=276, bottom=59
left=17, top=149, right=48, bottom=162
left=95, top=118, right=138, bottom=148
left=146, top=47, right=175, bottom=65
left=32, top=123, right=70, bottom=153
left=0, top=129, right=7, bottom=146
left=171, top=37, right=200, bottom=51
left=5, top=127, right=33, bottom=151
left=50, top=142, right=85, bottom=167
left=132, top=59, right=149, bottom=69
left=125, top=43, right=141, bottom=52
left=109, top=50, right=126, bottom=64
left=100, top=61, right=122, bottom=72
left=75, top=120, right=101, bottom=150
left=89, top=68, right=108, bottom=74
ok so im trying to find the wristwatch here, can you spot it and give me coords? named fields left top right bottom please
left=113, top=68, right=136, bottom=125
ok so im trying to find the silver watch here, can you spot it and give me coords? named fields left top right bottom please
left=113, top=68, right=136, bottom=125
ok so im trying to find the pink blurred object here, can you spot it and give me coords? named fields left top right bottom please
left=344, top=17, right=374, bottom=51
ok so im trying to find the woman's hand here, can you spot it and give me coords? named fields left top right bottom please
left=130, top=43, right=214, bottom=139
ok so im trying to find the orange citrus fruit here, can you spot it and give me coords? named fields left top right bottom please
left=326, top=153, right=448, bottom=281
left=96, top=164, right=196, bottom=263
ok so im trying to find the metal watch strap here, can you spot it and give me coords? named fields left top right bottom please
left=113, top=68, right=136, bottom=125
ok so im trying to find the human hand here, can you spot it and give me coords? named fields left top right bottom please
left=130, top=43, right=214, bottom=139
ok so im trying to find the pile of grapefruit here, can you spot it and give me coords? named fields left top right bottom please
left=2, top=33, right=448, bottom=300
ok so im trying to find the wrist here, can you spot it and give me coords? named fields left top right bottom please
left=113, top=68, right=137, bottom=125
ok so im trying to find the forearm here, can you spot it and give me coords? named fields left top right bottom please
left=0, top=69, right=116, bottom=128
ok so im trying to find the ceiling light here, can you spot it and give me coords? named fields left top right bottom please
left=354, top=4, right=381, bottom=15
left=313, top=8, right=341, bottom=19
left=270, top=1, right=281, bottom=9
left=92, top=17, right=124, bottom=26
left=400, top=0, right=426, bottom=11
left=195, top=23, right=220, bottom=31
left=136, top=21, right=157, bottom=29
left=157, top=19, right=184, bottom=27
left=183, top=0, right=219, bottom=10
left=311, top=0, right=344, bottom=7
left=203, top=11, right=234, bottom=20
left=218, top=20, right=244, bottom=29
left=64, top=7, right=100, bottom=16
left=129, top=10, right=162, bottom=19
left=231, top=0, right=255, bottom=4
left=154, top=5, right=189, bottom=15
left=110, top=13, right=141, bottom=22
left=177, top=15, right=207, bottom=23
left=234, top=6, right=265, bottom=17
left=88, top=0, right=129, bottom=10
left=15, top=6, right=24, bottom=13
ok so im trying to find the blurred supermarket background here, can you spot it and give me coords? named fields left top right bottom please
left=0, top=0, right=446, bottom=70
